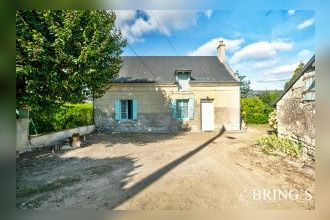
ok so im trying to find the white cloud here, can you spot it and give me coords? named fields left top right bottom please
left=203, top=10, right=213, bottom=19
left=298, top=49, right=313, bottom=59
left=187, top=37, right=244, bottom=56
left=266, top=62, right=300, bottom=77
left=256, top=77, right=290, bottom=83
left=297, top=18, right=315, bottom=30
left=288, top=10, right=296, bottom=16
left=115, top=10, right=137, bottom=26
left=252, top=59, right=279, bottom=69
left=115, top=10, right=200, bottom=43
left=230, top=40, right=294, bottom=63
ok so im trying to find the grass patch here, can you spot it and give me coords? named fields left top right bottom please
left=256, top=135, right=302, bottom=158
left=17, top=176, right=81, bottom=198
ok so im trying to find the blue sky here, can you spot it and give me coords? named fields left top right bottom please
left=115, top=10, right=315, bottom=90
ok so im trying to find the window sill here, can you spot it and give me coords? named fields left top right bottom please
left=116, top=119, right=137, bottom=123
left=176, top=118, right=191, bottom=121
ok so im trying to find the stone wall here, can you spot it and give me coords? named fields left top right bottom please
left=16, top=125, right=95, bottom=153
left=94, top=82, right=240, bottom=132
left=29, top=125, right=95, bottom=150
left=276, top=70, right=315, bottom=158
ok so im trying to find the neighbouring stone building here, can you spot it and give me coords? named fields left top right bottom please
left=94, top=41, right=241, bottom=132
left=274, top=55, right=315, bottom=158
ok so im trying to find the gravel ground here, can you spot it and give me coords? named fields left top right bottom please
left=16, top=125, right=315, bottom=210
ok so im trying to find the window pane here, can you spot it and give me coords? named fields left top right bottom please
left=121, top=100, right=127, bottom=119
left=177, top=72, right=190, bottom=92
left=305, top=77, right=315, bottom=91
left=304, top=91, right=315, bottom=101
left=127, top=100, right=133, bottom=119
left=176, top=100, right=189, bottom=119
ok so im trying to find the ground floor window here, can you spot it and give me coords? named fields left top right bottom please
left=120, top=100, right=133, bottom=119
left=176, top=99, right=189, bottom=119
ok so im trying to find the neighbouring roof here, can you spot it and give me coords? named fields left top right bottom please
left=113, top=56, right=239, bottom=83
left=273, top=55, right=315, bottom=106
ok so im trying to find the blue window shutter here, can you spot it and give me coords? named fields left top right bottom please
left=188, top=97, right=194, bottom=119
left=171, top=99, right=177, bottom=119
left=114, top=99, right=121, bottom=120
left=133, top=98, right=138, bottom=120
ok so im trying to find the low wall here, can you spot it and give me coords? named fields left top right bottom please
left=28, top=125, right=95, bottom=151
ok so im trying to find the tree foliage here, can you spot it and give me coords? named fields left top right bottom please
left=16, top=10, right=127, bottom=109
left=241, top=97, right=273, bottom=124
left=235, top=70, right=251, bottom=98
left=284, top=62, right=305, bottom=89
left=257, top=90, right=282, bottom=106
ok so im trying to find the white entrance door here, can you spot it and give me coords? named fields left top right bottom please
left=201, top=100, right=214, bottom=131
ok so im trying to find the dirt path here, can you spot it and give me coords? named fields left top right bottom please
left=16, top=125, right=315, bottom=209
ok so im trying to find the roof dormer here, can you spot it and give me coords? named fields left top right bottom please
left=175, top=70, right=191, bottom=92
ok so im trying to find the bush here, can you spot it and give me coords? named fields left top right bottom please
left=256, top=135, right=302, bottom=157
left=241, top=97, right=273, bottom=124
left=30, top=103, right=93, bottom=134
left=268, top=110, right=277, bottom=131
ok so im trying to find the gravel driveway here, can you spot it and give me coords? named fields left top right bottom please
left=16, top=125, right=315, bottom=210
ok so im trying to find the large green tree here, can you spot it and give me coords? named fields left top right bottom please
left=284, top=62, right=305, bottom=89
left=235, top=70, right=251, bottom=98
left=16, top=10, right=126, bottom=109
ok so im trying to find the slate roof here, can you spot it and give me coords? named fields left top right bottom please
left=273, top=55, right=315, bottom=106
left=114, top=56, right=239, bottom=83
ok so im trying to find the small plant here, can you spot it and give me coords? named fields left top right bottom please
left=268, top=110, right=277, bottom=131
left=256, top=135, right=302, bottom=157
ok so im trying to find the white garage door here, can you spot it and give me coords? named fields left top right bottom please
left=201, top=100, right=214, bottom=131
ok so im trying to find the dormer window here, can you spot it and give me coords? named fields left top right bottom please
left=175, top=71, right=191, bottom=92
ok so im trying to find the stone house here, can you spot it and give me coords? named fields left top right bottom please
left=274, top=55, right=315, bottom=158
left=94, top=41, right=241, bottom=132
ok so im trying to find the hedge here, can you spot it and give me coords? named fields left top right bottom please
left=29, top=103, right=93, bottom=134
left=241, top=97, right=273, bottom=124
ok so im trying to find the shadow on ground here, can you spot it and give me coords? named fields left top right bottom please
left=16, top=127, right=224, bottom=209
left=80, top=131, right=188, bottom=148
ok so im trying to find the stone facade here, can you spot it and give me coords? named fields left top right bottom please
left=94, top=82, right=240, bottom=132
left=276, top=59, right=315, bottom=159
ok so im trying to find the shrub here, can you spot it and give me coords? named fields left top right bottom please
left=30, top=103, right=93, bottom=134
left=256, top=135, right=302, bottom=157
left=268, top=110, right=277, bottom=131
left=241, top=97, right=273, bottom=124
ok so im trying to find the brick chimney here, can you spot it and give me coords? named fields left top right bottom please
left=217, top=40, right=226, bottom=63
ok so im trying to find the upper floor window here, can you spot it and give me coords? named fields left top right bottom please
left=175, top=71, right=191, bottom=92
left=303, top=72, right=315, bottom=101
